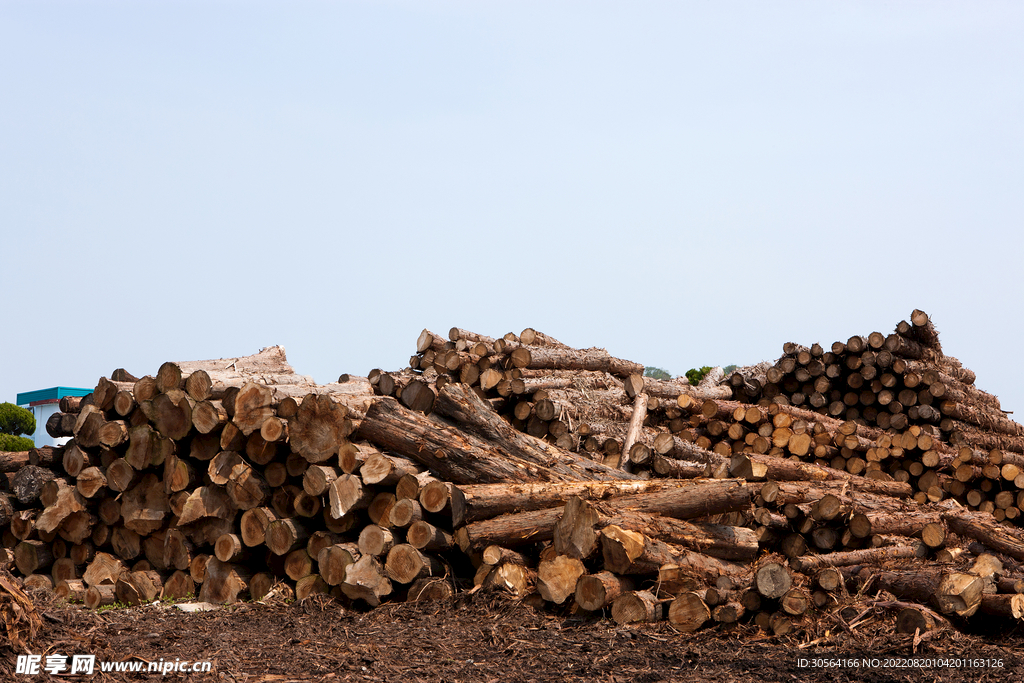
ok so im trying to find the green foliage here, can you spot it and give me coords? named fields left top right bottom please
left=0, top=434, right=34, bottom=451
left=685, top=366, right=713, bottom=385
left=643, top=367, right=672, bottom=381
left=0, top=403, right=35, bottom=437
left=723, top=364, right=738, bottom=375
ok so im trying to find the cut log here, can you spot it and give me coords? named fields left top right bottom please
left=198, top=559, right=251, bottom=604
left=755, top=562, right=792, bottom=599
left=266, top=519, right=310, bottom=556
left=599, top=525, right=749, bottom=582
left=341, top=556, right=392, bottom=606
left=536, top=554, right=585, bottom=604
left=406, top=522, right=453, bottom=552
left=115, top=570, right=163, bottom=605
left=943, top=511, right=1024, bottom=561
left=358, top=398, right=547, bottom=484
left=668, top=592, right=711, bottom=632
left=288, top=393, right=352, bottom=464
left=385, top=544, right=444, bottom=584
left=318, top=544, right=360, bottom=586
left=240, top=507, right=279, bottom=547
left=554, top=496, right=758, bottom=561
left=177, top=487, right=237, bottom=526
left=120, top=473, right=169, bottom=535
left=450, top=478, right=689, bottom=527
left=575, top=571, right=633, bottom=611
left=611, top=590, right=661, bottom=624
left=790, top=544, right=927, bottom=573
left=620, top=392, right=649, bottom=472
left=433, top=383, right=639, bottom=482
left=456, top=480, right=753, bottom=550
left=84, top=584, right=117, bottom=609
left=83, top=552, right=126, bottom=587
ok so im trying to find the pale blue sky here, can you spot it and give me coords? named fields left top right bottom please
left=2, top=2, right=1022, bottom=417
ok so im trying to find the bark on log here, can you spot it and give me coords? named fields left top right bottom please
left=450, top=478, right=698, bottom=527
left=357, top=397, right=551, bottom=484
left=455, top=480, right=754, bottom=550
left=433, top=383, right=638, bottom=482
left=599, top=525, right=749, bottom=582
left=943, top=511, right=1024, bottom=561
left=553, top=497, right=758, bottom=561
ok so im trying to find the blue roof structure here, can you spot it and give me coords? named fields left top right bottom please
left=16, top=387, right=92, bottom=405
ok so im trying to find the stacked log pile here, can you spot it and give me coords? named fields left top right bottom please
left=3, top=312, right=1024, bottom=640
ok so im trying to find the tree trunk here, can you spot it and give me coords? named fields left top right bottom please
left=600, top=525, right=749, bottom=582
left=357, top=397, right=554, bottom=484
left=450, top=478, right=699, bottom=527
left=455, top=480, right=753, bottom=550
left=433, top=383, right=638, bottom=482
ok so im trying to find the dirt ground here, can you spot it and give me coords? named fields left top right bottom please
left=4, top=588, right=1024, bottom=683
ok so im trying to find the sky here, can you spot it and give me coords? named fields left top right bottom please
left=2, top=2, right=1022, bottom=417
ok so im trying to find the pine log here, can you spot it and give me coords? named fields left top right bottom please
left=790, top=544, right=927, bottom=573
left=360, top=453, right=424, bottom=486
left=358, top=397, right=552, bottom=484
left=599, top=525, right=749, bottom=582
left=667, top=592, right=711, bottom=632
left=611, top=590, right=661, bottom=624
left=198, top=558, right=251, bottom=604
left=554, top=496, right=758, bottom=561
left=433, top=383, right=638, bottom=482
left=341, top=556, right=392, bottom=606
left=455, top=479, right=754, bottom=550
left=318, top=544, right=360, bottom=586
left=536, top=554, right=585, bottom=604
left=12, top=465, right=56, bottom=505
left=862, top=567, right=984, bottom=618
left=450, top=478, right=698, bottom=527
left=980, top=594, right=1024, bottom=620
left=575, top=571, right=633, bottom=611
left=83, top=552, right=126, bottom=587
left=943, top=511, right=1024, bottom=561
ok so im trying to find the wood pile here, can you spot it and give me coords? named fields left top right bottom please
left=3, top=311, right=1024, bottom=640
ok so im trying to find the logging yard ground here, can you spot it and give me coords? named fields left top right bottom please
left=11, top=588, right=1024, bottom=682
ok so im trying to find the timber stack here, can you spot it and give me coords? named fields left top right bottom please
left=2, top=310, right=1024, bottom=640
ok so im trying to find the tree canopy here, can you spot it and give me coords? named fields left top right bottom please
left=0, top=403, right=36, bottom=451
left=0, top=403, right=35, bottom=437
left=643, top=367, right=671, bottom=381
left=0, top=433, right=35, bottom=451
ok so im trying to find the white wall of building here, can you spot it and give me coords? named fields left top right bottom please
left=28, top=403, right=69, bottom=448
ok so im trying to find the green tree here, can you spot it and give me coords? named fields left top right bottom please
left=685, top=366, right=713, bottom=385
left=723, top=364, right=738, bottom=375
left=644, top=367, right=671, bottom=381
left=0, top=403, right=35, bottom=451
